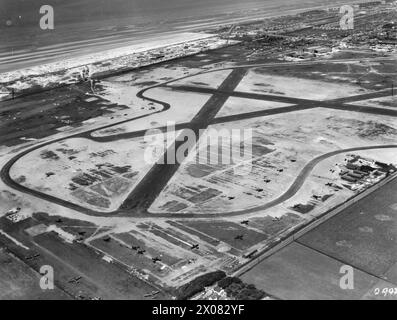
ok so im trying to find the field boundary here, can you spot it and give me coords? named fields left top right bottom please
left=233, top=172, right=397, bottom=277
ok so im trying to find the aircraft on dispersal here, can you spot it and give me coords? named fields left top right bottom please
left=240, top=220, right=249, bottom=225
left=235, top=235, right=244, bottom=241
left=191, top=244, right=199, bottom=250
left=25, top=254, right=40, bottom=261
left=68, top=276, right=82, bottom=284
left=152, top=257, right=162, bottom=263
left=144, top=291, right=160, bottom=298
left=131, top=246, right=140, bottom=251
left=137, top=249, right=146, bottom=255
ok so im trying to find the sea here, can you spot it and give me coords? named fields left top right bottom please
left=0, top=0, right=359, bottom=72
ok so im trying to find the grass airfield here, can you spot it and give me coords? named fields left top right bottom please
left=0, top=42, right=397, bottom=298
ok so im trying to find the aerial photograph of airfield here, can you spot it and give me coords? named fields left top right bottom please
left=0, top=0, right=396, bottom=300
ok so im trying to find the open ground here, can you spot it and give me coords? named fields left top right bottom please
left=1, top=3, right=397, bottom=297
left=1, top=48, right=396, bottom=294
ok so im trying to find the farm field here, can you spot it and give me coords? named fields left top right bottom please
left=241, top=177, right=397, bottom=300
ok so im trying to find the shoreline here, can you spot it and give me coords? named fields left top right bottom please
left=0, top=34, right=239, bottom=102
left=0, top=0, right=373, bottom=74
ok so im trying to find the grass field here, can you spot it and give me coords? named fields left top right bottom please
left=241, top=177, right=397, bottom=300
left=0, top=247, right=70, bottom=300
